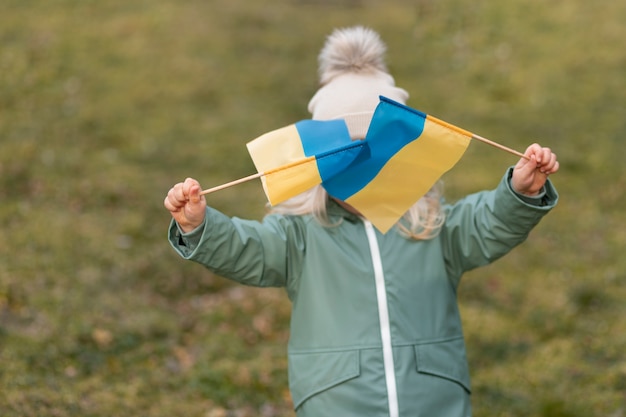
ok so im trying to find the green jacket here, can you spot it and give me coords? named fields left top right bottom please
left=168, top=168, right=558, bottom=417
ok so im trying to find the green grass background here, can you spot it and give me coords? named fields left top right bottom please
left=1, top=0, right=625, bottom=415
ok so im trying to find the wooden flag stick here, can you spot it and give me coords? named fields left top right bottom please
left=198, top=152, right=320, bottom=196
left=198, top=141, right=367, bottom=196
left=427, top=114, right=529, bottom=160
left=198, top=154, right=318, bottom=196
left=199, top=132, right=529, bottom=197
left=471, top=133, right=530, bottom=160
left=199, top=172, right=263, bottom=196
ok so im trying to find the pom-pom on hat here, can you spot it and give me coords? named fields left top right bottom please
left=308, top=26, right=409, bottom=139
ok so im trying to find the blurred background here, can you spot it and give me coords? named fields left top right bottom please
left=1, top=0, right=625, bottom=415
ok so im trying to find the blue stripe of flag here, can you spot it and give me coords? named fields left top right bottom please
left=295, top=119, right=356, bottom=182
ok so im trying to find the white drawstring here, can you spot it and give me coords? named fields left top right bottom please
left=363, top=219, right=399, bottom=417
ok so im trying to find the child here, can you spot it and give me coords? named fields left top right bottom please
left=164, top=26, right=559, bottom=417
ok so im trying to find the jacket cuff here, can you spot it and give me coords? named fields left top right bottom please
left=505, top=167, right=559, bottom=209
left=168, top=217, right=206, bottom=257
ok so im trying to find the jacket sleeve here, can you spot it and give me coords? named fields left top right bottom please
left=167, top=206, right=306, bottom=288
left=441, top=167, right=559, bottom=280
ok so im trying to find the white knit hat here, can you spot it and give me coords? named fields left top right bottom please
left=308, top=26, right=409, bottom=139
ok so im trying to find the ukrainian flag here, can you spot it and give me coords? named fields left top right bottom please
left=247, top=119, right=369, bottom=205
left=323, top=97, right=472, bottom=233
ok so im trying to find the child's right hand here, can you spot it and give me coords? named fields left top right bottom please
left=164, top=178, right=207, bottom=233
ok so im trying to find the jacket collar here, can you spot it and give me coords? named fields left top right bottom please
left=326, top=198, right=362, bottom=224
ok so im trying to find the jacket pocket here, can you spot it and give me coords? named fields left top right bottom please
left=414, top=338, right=471, bottom=393
left=289, top=349, right=361, bottom=410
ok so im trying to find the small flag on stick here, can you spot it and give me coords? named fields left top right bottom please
left=322, top=97, right=473, bottom=233
left=200, top=120, right=369, bottom=205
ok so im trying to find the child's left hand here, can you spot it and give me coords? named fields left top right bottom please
left=511, top=143, right=559, bottom=196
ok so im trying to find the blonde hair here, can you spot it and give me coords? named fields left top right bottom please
left=268, top=184, right=445, bottom=240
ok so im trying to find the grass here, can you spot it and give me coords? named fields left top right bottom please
left=1, top=0, right=625, bottom=415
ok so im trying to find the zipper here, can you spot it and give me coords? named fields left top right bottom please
left=363, top=219, right=399, bottom=417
